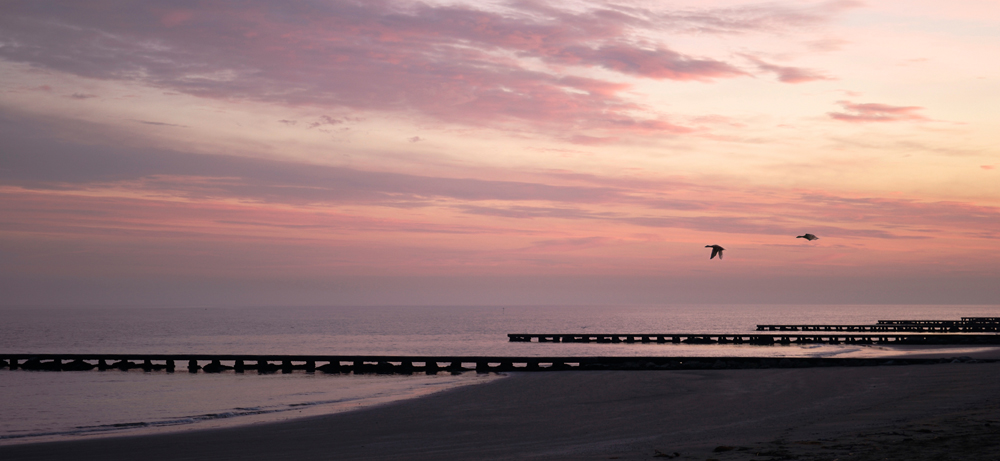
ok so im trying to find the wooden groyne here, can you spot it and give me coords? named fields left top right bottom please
left=0, top=354, right=992, bottom=374
left=758, top=317, right=1000, bottom=332
left=513, top=318, right=1000, bottom=343
left=755, top=324, right=1000, bottom=332
left=507, top=333, right=1000, bottom=345
left=878, top=317, right=1000, bottom=325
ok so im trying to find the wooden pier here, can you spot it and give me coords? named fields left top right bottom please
left=0, top=353, right=992, bottom=374
left=507, top=333, right=1000, bottom=345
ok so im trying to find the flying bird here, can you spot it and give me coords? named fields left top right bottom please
left=705, top=245, right=725, bottom=259
left=796, top=234, right=819, bottom=241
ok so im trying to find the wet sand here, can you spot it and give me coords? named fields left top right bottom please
left=2, top=361, right=999, bottom=460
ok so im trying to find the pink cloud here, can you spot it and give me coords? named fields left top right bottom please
left=556, top=44, right=745, bottom=81
left=828, top=100, right=927, bottom=123
left=656, top=0, right=861, bottom=35
left=6, top=115, right=995, bottom=244
left=745, top=56, right=832, bottom=83
left=982, top=165, right=996, bottom=170
left=0, top=1, right=752, bottom=138
left=307, top=115, right=355, bottom=129
left=158, top=9, right=193, bottom=27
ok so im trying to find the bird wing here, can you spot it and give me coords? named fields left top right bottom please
left=711, top=247, right=720, bottom=259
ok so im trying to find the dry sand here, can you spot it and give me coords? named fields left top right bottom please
left=2, top=362, right=999, bottom=461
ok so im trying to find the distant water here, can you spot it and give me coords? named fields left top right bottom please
left=2, top=304, right=998, bottom=444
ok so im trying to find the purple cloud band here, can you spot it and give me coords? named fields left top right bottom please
left=0, top=1, right=850, bottom=137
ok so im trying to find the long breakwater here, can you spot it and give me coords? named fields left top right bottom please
left=0, top=354, right=993, bottom=374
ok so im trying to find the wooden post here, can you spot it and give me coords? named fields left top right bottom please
left=205, top=359, right=223, bottom=373
left=320, top=360, right=341, bottom=373
left=234, top=359, right=245, bottom=373
left=188, top=359, right=200, bottom=373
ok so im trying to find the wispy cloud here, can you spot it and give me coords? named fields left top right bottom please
left=4, top=110, right=996, bottom=244
left=744, top=55, right=832, bottom=83
left=652, top=0, right=862, bottom=35
left=134, top=120, right=186, bottom=127
left=828, top=100, right=927, bottom=122
left=307, top=115, right=358, bottom=129
left=0, top=1, right=840, bottom=139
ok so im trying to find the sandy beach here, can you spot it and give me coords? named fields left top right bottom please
left=2, top=360, right=999, bottom=461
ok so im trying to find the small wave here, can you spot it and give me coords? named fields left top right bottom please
left=1, top=398, right=364, bottom=443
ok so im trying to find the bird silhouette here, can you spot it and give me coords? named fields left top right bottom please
left=705, top=245, right=725, bottom=259
left=796, top=234, right=819, bottom=241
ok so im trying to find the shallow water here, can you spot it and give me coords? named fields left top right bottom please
left=2, top=304, right=998, bottom=444
left=0, top=369, right=495, bottom=444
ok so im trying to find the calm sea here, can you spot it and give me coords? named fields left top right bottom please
left=2, top=304, right=998, bottom=444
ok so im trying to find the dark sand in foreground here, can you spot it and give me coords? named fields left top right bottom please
left=3, top=361, right=999, bottom=461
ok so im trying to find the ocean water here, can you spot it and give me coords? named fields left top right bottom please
left=2, top=304, right=998, bottom=445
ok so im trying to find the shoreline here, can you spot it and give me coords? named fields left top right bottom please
left=0, top=370, right=504, bottom=446
left=2, top=361, right=998, bottom=460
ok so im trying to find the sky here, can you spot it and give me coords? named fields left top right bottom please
left=1, top=0, right=998, bottom=306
